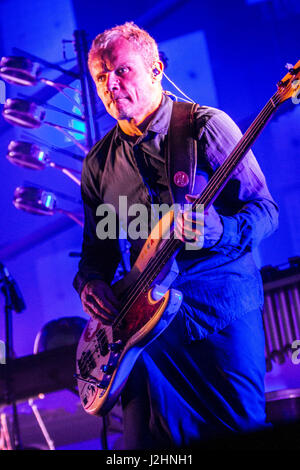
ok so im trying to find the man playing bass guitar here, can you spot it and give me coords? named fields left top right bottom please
left=73, top=22, right=279, bottom=449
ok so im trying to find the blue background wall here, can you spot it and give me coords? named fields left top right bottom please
left=0, top=0, right=299, bottom=449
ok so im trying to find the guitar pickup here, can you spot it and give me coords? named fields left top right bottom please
left=96, top=328, right=109, bottom=356
left=77, top=350, right=96, bottom=378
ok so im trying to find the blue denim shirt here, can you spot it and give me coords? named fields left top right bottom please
left=73, top=94, right=279, bottom=340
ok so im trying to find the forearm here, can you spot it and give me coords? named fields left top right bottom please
left=197, top=108, right=279, bottom=257
left=73, top=202, right=121, bottom=296
left=214, top=197, right=279, bottom=258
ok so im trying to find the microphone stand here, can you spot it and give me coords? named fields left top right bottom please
left=0, top=263, right=25, bottom=450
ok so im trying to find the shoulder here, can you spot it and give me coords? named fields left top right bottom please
left=83, top=125, right=118, bottom=174
left=81, top=125, right=118, bottom=205
left=193, top=105, right=240, bottom=140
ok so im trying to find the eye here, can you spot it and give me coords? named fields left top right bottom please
left=96, top=74, right=106, bottom=83
left=116, top=66, right=129, bottom=76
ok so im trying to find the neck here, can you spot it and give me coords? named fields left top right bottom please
left=118, top=119, right=144, bottom=137
left=118, top=91, right=163, bottom=136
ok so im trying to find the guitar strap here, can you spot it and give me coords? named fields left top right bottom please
left=165, top=101, right=199, bottom=206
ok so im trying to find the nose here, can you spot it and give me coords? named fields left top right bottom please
left=106, top=72, right=120, bottom=92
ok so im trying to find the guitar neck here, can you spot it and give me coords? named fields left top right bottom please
left=114, top=60, right=299, bottom=329
left=192, top=91, right=280, bottom=212
left=138, top=92, right=282, bottom=290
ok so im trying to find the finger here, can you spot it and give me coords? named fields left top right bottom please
left=185, top=193, right=200, bottom=202
left=176, top=214, right=203, bottom=238
left=83, top=299, right=116, bottom=323
left=174, top=220, right=199, bottom=242
left=183, top=210, right=204, bottom=224
left=87, top=293, right=118, bottom=317
left=85, top=289, right=119, bottom=316
left=174, top=226, right=202, bottom=245
left=84, top=295, right=116, bottom=321
left=83, top=299, right=103, bottom=320
left=83, top=303, right=102, bottom=321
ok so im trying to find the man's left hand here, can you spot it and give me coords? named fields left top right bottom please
left=174, top=193, right=223, bottom=249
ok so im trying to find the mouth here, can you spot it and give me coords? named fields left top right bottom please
left=105, top=96, right=131, bottom=116
left=107, top=97, right=130, bottom=111
left=113, top=97, right=128, bottom=103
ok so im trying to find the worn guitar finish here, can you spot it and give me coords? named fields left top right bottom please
left=76, top=61, right=300, bottom=416
left=76, top=212, right=183, bottom=415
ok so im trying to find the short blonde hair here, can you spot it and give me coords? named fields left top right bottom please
left=88, top=22, right=160, bottom=72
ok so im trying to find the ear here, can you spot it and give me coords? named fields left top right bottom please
left=151, top=60, right=164, bottom=81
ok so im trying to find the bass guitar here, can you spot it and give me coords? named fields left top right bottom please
left=76, top=61, right=300, bottom=416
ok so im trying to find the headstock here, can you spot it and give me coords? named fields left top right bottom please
left=276, top=60, right=300, bottom=105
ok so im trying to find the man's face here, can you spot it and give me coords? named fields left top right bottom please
left=90, top=38, right=160, bottom=123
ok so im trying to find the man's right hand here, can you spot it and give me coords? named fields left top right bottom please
left=80, top=279, right=120, bottom=325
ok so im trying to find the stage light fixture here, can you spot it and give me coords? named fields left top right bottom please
left=7, top=140, right=81, bottom=185
left=13, top=185, right=83, bottom=226
left=2, top=98, right=88, bottom=154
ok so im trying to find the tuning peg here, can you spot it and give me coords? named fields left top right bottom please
left=285, top=63, right=298, bottom=75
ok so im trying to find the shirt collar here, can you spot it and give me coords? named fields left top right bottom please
left=115, top=93, right=174, bottom=144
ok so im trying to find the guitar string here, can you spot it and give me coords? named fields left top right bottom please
left=81, top=88, right=284, bottom=365
left=111, top=78, right=295, bottom=318
left=82, top=99, right=276, bottom=365
left=83, top=80, right=295, bottom=371
left=80, top=91, right=281, bottom=367
left=80, top=84, right=292, bottom=366
left=108, top=91, right=282, bottom=322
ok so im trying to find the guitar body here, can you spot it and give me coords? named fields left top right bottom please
left=76, top=210, right=183, bottom=416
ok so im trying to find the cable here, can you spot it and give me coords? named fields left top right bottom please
left=163, top=90, right=194, bottom=104
left=162, top=71, right=195, bottom=104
